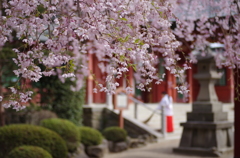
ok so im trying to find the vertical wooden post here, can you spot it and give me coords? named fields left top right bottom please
left=87, top=53, right=93, bottom=105
left=128, top=67, right=134, bottom=88
left=166, top=71, right=171, bottom=96
left=161, top=106, right=166, bottom=137
left=119, top=110, right=124, bottom=128
left=187, top=63, right=193, bottom=103
left=114, top=88, right=128, bottom=129
left=229, top=69, right=234, bottom=103
left=127, top=68, right=134, bottom=103
left=134, top=102, right=138, bottom=119
left=172, top=73, right=176, bottom=102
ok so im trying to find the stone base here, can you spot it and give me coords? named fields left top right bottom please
left=108, top=141, right=128, bottom=152
left=173, top=121, right=234, bottom=157
left=187, top=112, right=228, bottom=122
left=173, top=146, right=233, bottom=157
left=86, top=141, right=109, bottom=158
left=68, top=144, right=89, bottom=158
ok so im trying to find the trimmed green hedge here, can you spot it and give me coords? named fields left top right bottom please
left=8, top=145, right=52, bottom=158
left=0, top=124, right=67, bottom=158
left=41, top=118, right=80, bottom=152
left=102, top=126, right=127, bottom=142
left=79, top=126, right=102, bottom=146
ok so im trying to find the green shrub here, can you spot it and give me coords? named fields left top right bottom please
left=102, top=126, right=127, bottom=142
left=8, top=145, right=52, bottom=158
left=41, top=118, right=80, bottom=152
left=79, top=126, right=103, bottom=146
left=0, top=124, right=67, bottom=158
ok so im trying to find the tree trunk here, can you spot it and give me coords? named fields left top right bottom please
left=0, top=64, right=4, bottom=126
left=234, top=68, right=239, bottom=157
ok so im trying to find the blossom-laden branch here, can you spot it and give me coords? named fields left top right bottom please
left=169, top=0, right=240, bottom=100
left=0, top=0, right=190, bottom=110
left=173, top=0, right=240, bottom=68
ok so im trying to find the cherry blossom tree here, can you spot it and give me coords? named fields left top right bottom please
left=172, top=0, right=240, bottom=68
left=0, top=0, right=190, bottom=110
left=0, top=0, right=238, bottom=121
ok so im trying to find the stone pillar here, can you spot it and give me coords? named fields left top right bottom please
left=173, top=55, right=233, bottom=157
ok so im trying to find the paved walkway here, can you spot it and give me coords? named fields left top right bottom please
left=104, top=138, right=233, bottom=158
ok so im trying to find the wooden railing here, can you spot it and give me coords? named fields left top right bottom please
left=128, top=96, right=166, bottom=137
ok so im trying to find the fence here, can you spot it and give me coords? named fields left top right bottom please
left=128, top=96, right=166, bottom=137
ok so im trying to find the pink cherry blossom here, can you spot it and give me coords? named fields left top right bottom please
left=3, top=0, right=228, bottom=110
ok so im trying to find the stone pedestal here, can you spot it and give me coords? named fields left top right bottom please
left=173, top=55, right=233, bottom=157
left=174, top=122, right=233, bottom=157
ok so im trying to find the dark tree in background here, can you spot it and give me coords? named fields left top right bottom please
left=35, top=75, right=85, bottom=126
left=0, top=43, right=18, bottom=126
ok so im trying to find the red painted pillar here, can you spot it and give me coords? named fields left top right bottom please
left=119, top=110, right=124, bottom=128
left=234, top=68, right=239, bottom=158
left=127, top=67, right=134, bottom=88
left=170, top=72, right=177, bottom=102
left=87, top=53, right=93, bottom=105
left=229, top=69, right=234, bottom=103
left=187, top=64, right=193, bottom=103
left=167, top=72, right=175, bottom=102
left=172, top=74, right=176, bottom=102
left=166, top=71, right=171, bottom=96
left=127, top=68, right=134, bottom=103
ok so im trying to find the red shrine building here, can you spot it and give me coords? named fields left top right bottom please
left=86, top=44, right=234, bottom=104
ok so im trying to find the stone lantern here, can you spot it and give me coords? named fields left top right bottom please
left=173, top=46, right=233, bottom=157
